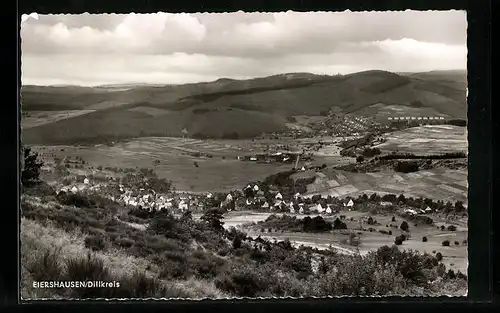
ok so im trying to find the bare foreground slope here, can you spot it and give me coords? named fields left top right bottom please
left=20, top=70, right=468, bottom=299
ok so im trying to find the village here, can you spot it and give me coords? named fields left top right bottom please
left=53, top=168, right=438, bottom=221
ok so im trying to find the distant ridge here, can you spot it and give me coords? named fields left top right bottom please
left=21, top=69, right=467, bottom=145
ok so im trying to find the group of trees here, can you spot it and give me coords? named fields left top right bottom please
left=21, top=147, right=43, bottom=187
left=394, top=161, right=420, bottom=173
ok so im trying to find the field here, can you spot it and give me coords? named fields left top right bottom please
left=21, top=110, right=95, bottom=129
left=301, top=168, right=468, bottom=204
left=33, top=138, right=303, bottom=192
left=374, top=125, right=468, bottom=155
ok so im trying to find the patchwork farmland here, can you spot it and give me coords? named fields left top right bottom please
left=302, top=168, right=468, bottom=204
left=374, top=125, right=468, bottom=155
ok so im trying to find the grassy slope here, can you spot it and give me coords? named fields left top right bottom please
left=21, top=70, right=467, bottom=144
left=21, top=217, right=228, bottom=299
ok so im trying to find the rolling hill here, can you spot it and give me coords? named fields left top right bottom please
left=21, top=70, right=467, bottom=145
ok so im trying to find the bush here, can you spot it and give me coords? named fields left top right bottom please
left=435, top=252, right=443, bottom=262
left=442, top=240, right=450, bottom=247
left=84, top=235, right=106, bottom=251
left=232, top=236, right=242, bottom=249
left=27, top=250, right=63, bottom=281
left=440, top=225, right=446, bottom=231
left=356, top=155, right=365, bottom=163
left=392, top=216, right=396, bottom=222
left=65, top=253, right=111, bottom=282
left=56, top=192, right=96, bottom=208
left=422, top=236, right=428, bottom=242
left=400, top=221, right=409, bottom=232
left=394, top=161, right=419, bottom=173
left=214, top=264, right=269, bottom=297
left=21, top=147, right=44, bottom=187
left=394, top=237, right=403, bottom=245
left=333, top=218, right=347, bottom=230
left=447, top=225, right=457, bottom=231
left=117, top=271, right=173, bottom=298
left=454, top=241, right=460, bottom=246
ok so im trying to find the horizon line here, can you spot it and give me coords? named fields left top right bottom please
left=21, top=68, right=467, bottom=88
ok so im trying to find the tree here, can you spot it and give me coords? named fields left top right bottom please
left=200, top=208, right=225, bottom=232
left=21, top=147, right=44, bottom=187
left=232, top=236, right=242, bottom=249
left=400, top=221, right=409, bottom=232
left=333, top=218, right=347, bottom=230
left=356, top=155, right=365, bottom=163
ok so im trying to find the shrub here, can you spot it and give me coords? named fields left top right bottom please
left=392, top=216, right=396, bottom=222
left=65, top=253, right=111, bottom=282
left=436, top=263, right=446, bottom=276
left=214, top=264, right=269, bottom=297
left=446, top=269, right=457, bottom=279
left=394, top=237, right=403, bottom=245
left=56, top=192, right=97, bottom=208
left=21, top=147, right=44, bottom=187
left=440, top=225, right=446, bottom=231
left=422, top=236, right=428, bottom=242
left=200, top=208, right=225, bottom=232
left=333, top=218, right=347, bottom=230
left=232, top=236, right=242, bottom=249
left=394, top=161, right=419, bottom=173
left=454, top=241, right=460, bottom=246
left=400, top=221, right=409, bottom=232
left=84, top=235, right=106, bottom=251
left=436, top=252, right=443, bottom=262
left=117, top=271, right=173, bottom=298
left=356, top=155, right=365, bottom=163
left=447, top=225, right=457, bottom=231
left=442, top=240, right=450, bottom=247
left=128, top=208, right=152, bottom=220
left=27, top=250, right=63, bottom=281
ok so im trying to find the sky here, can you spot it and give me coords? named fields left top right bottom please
left=20, top=10, right=467, bottom=86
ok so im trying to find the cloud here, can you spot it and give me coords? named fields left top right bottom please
left=21, top=11, right=467, bottom=85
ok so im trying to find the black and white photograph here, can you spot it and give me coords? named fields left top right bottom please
left=20, top=10, right=468, bottom=299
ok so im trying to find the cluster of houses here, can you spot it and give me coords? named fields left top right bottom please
left=312, top=114, right=379, bottom=137
left=404, top=207, right=435, bottom=215
left=57, top=176, right=208, bottom=213
left=55, top=172, right=437, bottom=218
left=229, top=184, right=356, bottom=215
left=238, top=151, right=312, bottom=165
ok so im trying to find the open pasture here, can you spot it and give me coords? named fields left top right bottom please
left=32, top=138, right=296, bottom=193
left=305, top=168, right=467, bottom=204
left=31, top=137, right=352, bottom=193
left=374, top=125, right=467, bottom=155
left=21, top=110, right=95, bottom=129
